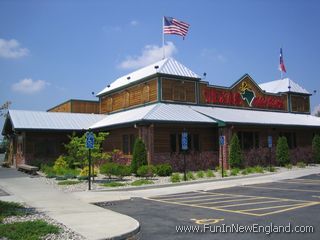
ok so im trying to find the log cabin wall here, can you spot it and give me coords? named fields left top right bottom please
left=71, top=100, right=100, bottom=114
left=48, top=101, right=71, bottom=112
left=48, top=100, right=99, bottom=114
left=290, top=94, right=310, bottom=113
left=152, top=124, right=219, bottom=171
left=24, top=132, right=71, bottom=166
left=161, top=78, right=197, bottom=103
left=100, top=78, right=158, bottom=114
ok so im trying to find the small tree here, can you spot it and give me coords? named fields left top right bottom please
left=276, top=136, right=289, bottom=166
left=229, top=134, right=242, bottom=168
left=131, top=138, right=147, bottom=174
left=64, top=132, right=109, bottom=168
left=312, top=134, right=320, bottom=163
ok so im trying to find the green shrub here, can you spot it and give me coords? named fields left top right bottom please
left=267, top=166, right=276, bottom=172
left=100, top=162, right=118, bottom=178
left=137, top=165, right=156, bottom=178
left=156, top=164, right=173, bottom=176
left=229, top=134, right=243, bottom=168
left=205, top=169, right=215, bottom=178
left=215, top=166, right=221, bottom=172
left=0, top=220, right=60, bottom=240
left=230, top=168, right=240, bottom=176
left=170, top=173, right=181, bottom=183
left=131, top=179, right=154, bottom=186
left=186, top=171, right=195, bottom=181
left=297, top=161, right=306, bottom=168
left=253, top=165, right=264, bottom=173
left=285, top=163, right=293, bottom=169
left=222, top=171, right=228, bottom=177
left=101, top=182, right=126, bottom=187
left=79, top=166, right=98, bottom=177
left=41, top=164, right=56, bottom=177
left=53, top=155, right=68, bottom=173
left=196, top=171, right=205, bottom=178
left=131, top=138, right=147, bottom=174
left=114, top=165, right=131, bottom=180
left=241, top=169, right=249, bottom=175
left=312, top=134, right=320, bottom=163
left=276, top=136, right=290, bottom=166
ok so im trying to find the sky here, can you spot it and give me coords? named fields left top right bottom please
left=1, top=0, right=320, bottom=133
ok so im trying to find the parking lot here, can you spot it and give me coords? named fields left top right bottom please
left=99, top=174, right=320, bottom=240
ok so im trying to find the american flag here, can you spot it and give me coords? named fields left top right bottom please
left=279, top=48, right=286, bottom=73
left=163, top=16, right=190, bottom=38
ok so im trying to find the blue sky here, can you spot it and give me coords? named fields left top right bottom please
left=1, top=0, right=320, bottom=131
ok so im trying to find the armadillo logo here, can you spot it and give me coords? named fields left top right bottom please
left=239, top=82, right=256, bottom=107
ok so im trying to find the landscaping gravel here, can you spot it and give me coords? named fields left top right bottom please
left=36, top=165, right=317, bottom=193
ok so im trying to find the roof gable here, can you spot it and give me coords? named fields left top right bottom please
left=97, top=58, right=200, bottom=96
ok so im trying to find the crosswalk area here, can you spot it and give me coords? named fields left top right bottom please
left=146, top=190, right=320, bottom=216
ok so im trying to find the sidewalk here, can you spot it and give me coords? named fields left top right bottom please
left=0, top=167, right=140, bottom=240
left=71, top=166, right=320, bottom=203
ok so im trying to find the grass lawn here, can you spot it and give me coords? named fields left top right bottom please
left=131, top=179, right=154, bottom=186
left=0, top=201, right=27, bottom=222
left=101, top=182, right=126, bottom=187
left=0, top=220, right=60, bottom=240
left=57, top=180, right=81, bottom=185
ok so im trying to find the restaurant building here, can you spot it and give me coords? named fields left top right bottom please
left=2, top=58, right=320, bottom=170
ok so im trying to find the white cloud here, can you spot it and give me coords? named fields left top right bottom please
left=119, top=42, right=177, bottom=69
left=0, top=38, right=29, bottom=59
left=312, top=104, right=320, bottom=116
left=201, top=48, right=227, bottom=63
left=130, top=20, right=139, bottom=26
left=12, top=78, right=50, bottom=94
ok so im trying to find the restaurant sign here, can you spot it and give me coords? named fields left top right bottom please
left=204, top=81, right=285, bottom=110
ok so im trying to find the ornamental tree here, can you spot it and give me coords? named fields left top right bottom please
left=276, top=136, right=289, bottom=166
left=312, top=134, right=320, bottom=163
left=229, top=134, right=243, bottom=168
left=131, top=138, right=147, bottom=174
left=64, top=132, right=109, bottom=168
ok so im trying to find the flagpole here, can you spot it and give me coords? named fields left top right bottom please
left=162, top=16, right=165, bottom=59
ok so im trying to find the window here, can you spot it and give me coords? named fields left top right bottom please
left=237, top=131, right=259, bottom=150
left=193, top=134, right=200, bottom=151
left=170, top=134, right=176, bottom=152
left=142, top=85, right=150, bottom=102
left=122, top=135, right=129, bottom=154
left=122, top=134, right=136, bottom=154
left=123, top=91, right=130, bottom=108
left=130, top=134, right=135, bottom=154
left=173, top=86, right=186, bottom=101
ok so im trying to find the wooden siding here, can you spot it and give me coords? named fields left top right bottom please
left=102, top=127, right=138, bottom=154
left=161, top=78, right=196, bottom=103
left=291, top=95, right=310, bottom=113
left=48, top=101, right=71, bottom=113
left=48, top=100, right=99, bottom=114
left=100, top=78, right=157, bottom=114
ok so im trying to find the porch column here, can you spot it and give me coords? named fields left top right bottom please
left=219, top=127, right=231, bottom=169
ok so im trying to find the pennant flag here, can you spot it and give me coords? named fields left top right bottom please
left=279, top=48, right=287, bottom=73
left=163, top=16, right=190, bottom=38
